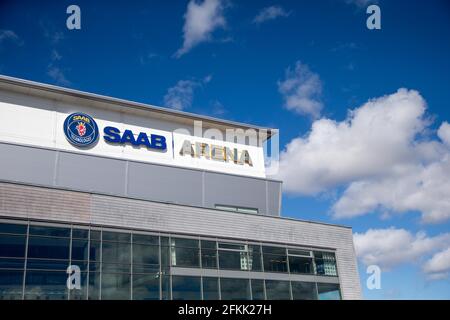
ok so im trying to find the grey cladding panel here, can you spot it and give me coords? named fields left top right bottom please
left=56, top=152, right=126, bottom=195
left=127, top=162, right=203, bottom=206
left=204, top=172, right=267, bottom=214
left=267, top=180, right=281, bottom=216
left=0, top=143, right=55, bottom=186
left=0, top=142, right=281, bottom=215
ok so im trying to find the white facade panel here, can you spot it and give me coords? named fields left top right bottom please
left=0, top=89, right=266, bottom=178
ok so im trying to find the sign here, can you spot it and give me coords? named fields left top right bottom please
left=63, top=112, right=99, bottom=147
left=179, top=140, right=253, bottom=166
left=103, top=126, right=167, bottom=151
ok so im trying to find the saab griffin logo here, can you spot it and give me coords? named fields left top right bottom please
left=64, top=112, right=99, bottom=147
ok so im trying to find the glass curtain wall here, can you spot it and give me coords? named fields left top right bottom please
left=0, top=220, right=341, bottom=300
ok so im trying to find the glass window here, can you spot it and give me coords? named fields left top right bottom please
left=171, top=239, right=200, bottom=268
left=89, top=241, right=101, bottom=262
left=262, top=247, right=288, bottom=273
left=314, top=252, right=338, bottom=276
left=220, top=278, right=251, bottom=300
left=0, top=234, right=26, bottom=258
left=101, top=273, right=131, bottom=300
left=172, top=276, right=201, bottom=300
left=26, top=259, right=69, bottom=271
left=251, top=279, right=265, bottom=300
left=289, top=256, right=314, bottom=274
left=90, top=230, right=101, bottom=241
left=201, top=241, right=217, bottom=269
left=88, top=272, right=100, bottom=300
left=265, top=280, right=291, bottom=300
left=219, top=250, right=246, bottom=270
left=0, top=270, right=23, bottom=299
left=89, top=262, right=101, bottom=273
left=72, top=229, right=89, bottom=239
left=102, top=263, right=131, bottom=273
left=27, top=236, right=70, bottom=260
left=317, top=283, right=341, bottom=300
left=102, top=241, right=131, bottom=264
left=161, top=274, right=171, bottom=300
left=133, top=244, right=159, bottom=267
left=202, top=277, right=219, bottom=300
left=29, top=225, right=70, bottom=238
left=291, top=281, right=317, bottom=300
left=133, top=234, right=159, bottom=245
left=71, top=239, right=89, bottom=261
left=0, top=258, right=25, bottom=269
left=69, top=272, right=88, bottom=300
left=133, top=272, right=160, bottom=300
left=24, top=271, right=68, bottom=300
left=248, top=245, right=262, bottom=271
left=0, top=223, right=27, bottom=235
left=102, top=231, right=131, bottom=243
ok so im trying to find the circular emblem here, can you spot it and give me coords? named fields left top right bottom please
left=63, top=112, right=99, bottom=147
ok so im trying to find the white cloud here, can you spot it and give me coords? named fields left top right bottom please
left=163, top=76, right=212, bottom=111
left=438, top=121, right=450, bottom=146
left=253, top=6, right=291, bottom=24
left=354, top=228, right=450, bottom=271
left=0, top=29, right=23, bottom=46
left=175, top=0, right=227, bottom=58
left=47, top=65, right=70, bottom=86
left=423, top=248, right=450, bottom=279
left=274, top=88, right=450, bottom=223
left=278, top=61, right=323, bottom=118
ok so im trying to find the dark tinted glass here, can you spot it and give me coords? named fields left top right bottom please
left=289, top=256, right=314, bottom=274
left=24, top=271, right=68, bottom=300
left=219, top=250, right=245, bottom=270
left=133, top=234, right=159, bottom=245
left=89, top=241, right=101, bottom=262
left=0, top=223, right=27, bottom=235
left=0, top=258, right=25, bottom=269
left=29, top=226, right=70, bottom=238
left=133, top=273, right=160, bottom=300
left=133, top=244, right=159, bottom=266
left=88, top=272, right=100, bottom=300
left=251, top=279, right=265, bottom=300
left=72, top=229, right=89, bottom=239
left=262, top=246, right=286, bottom=255
left=102, top=231, right=130, bottom=243
left=265, top=280, right=291, bottom=300
left=263, top=253, right=288, bottom=273
left=220, top=278, right=251, bottom=300
left=71, top=239, right=89, bottom=261
left=27, top=236, right=70, bottom=260
left=172, top=276, right=201, bottom=300
left=248, top=245, right=262, bottom=271
left=201, top=249, right=217, bottom=269
left=102, top=241, right=131, bottom=264
left=202, top=277, right=219, bottom=300
left=101, top=273, right=131, bottom=300
left=201, top=240, right=216, bottom=249
left=0, top=234, right=26, bottom=258
left=90, top=230, right=101, bottom=241
left=0, top=270, right=24, bottom=299
left=172, top=247, right=199, bottom=268
left=291, top=281, right=317, bottom=300
left=317, top=283, right=341, bottom=300
left=172, top=238, right=199, bottom=248
left=26, top=259, right=69, bottom=271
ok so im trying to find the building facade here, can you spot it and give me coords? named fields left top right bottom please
left=0, top=75, right=362, bottom=300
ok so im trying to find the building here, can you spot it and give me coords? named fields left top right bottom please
left=0, top=75, right=362, bottom=300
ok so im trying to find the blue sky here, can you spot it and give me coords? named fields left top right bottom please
left=1, top=0, right=450, bottom=299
